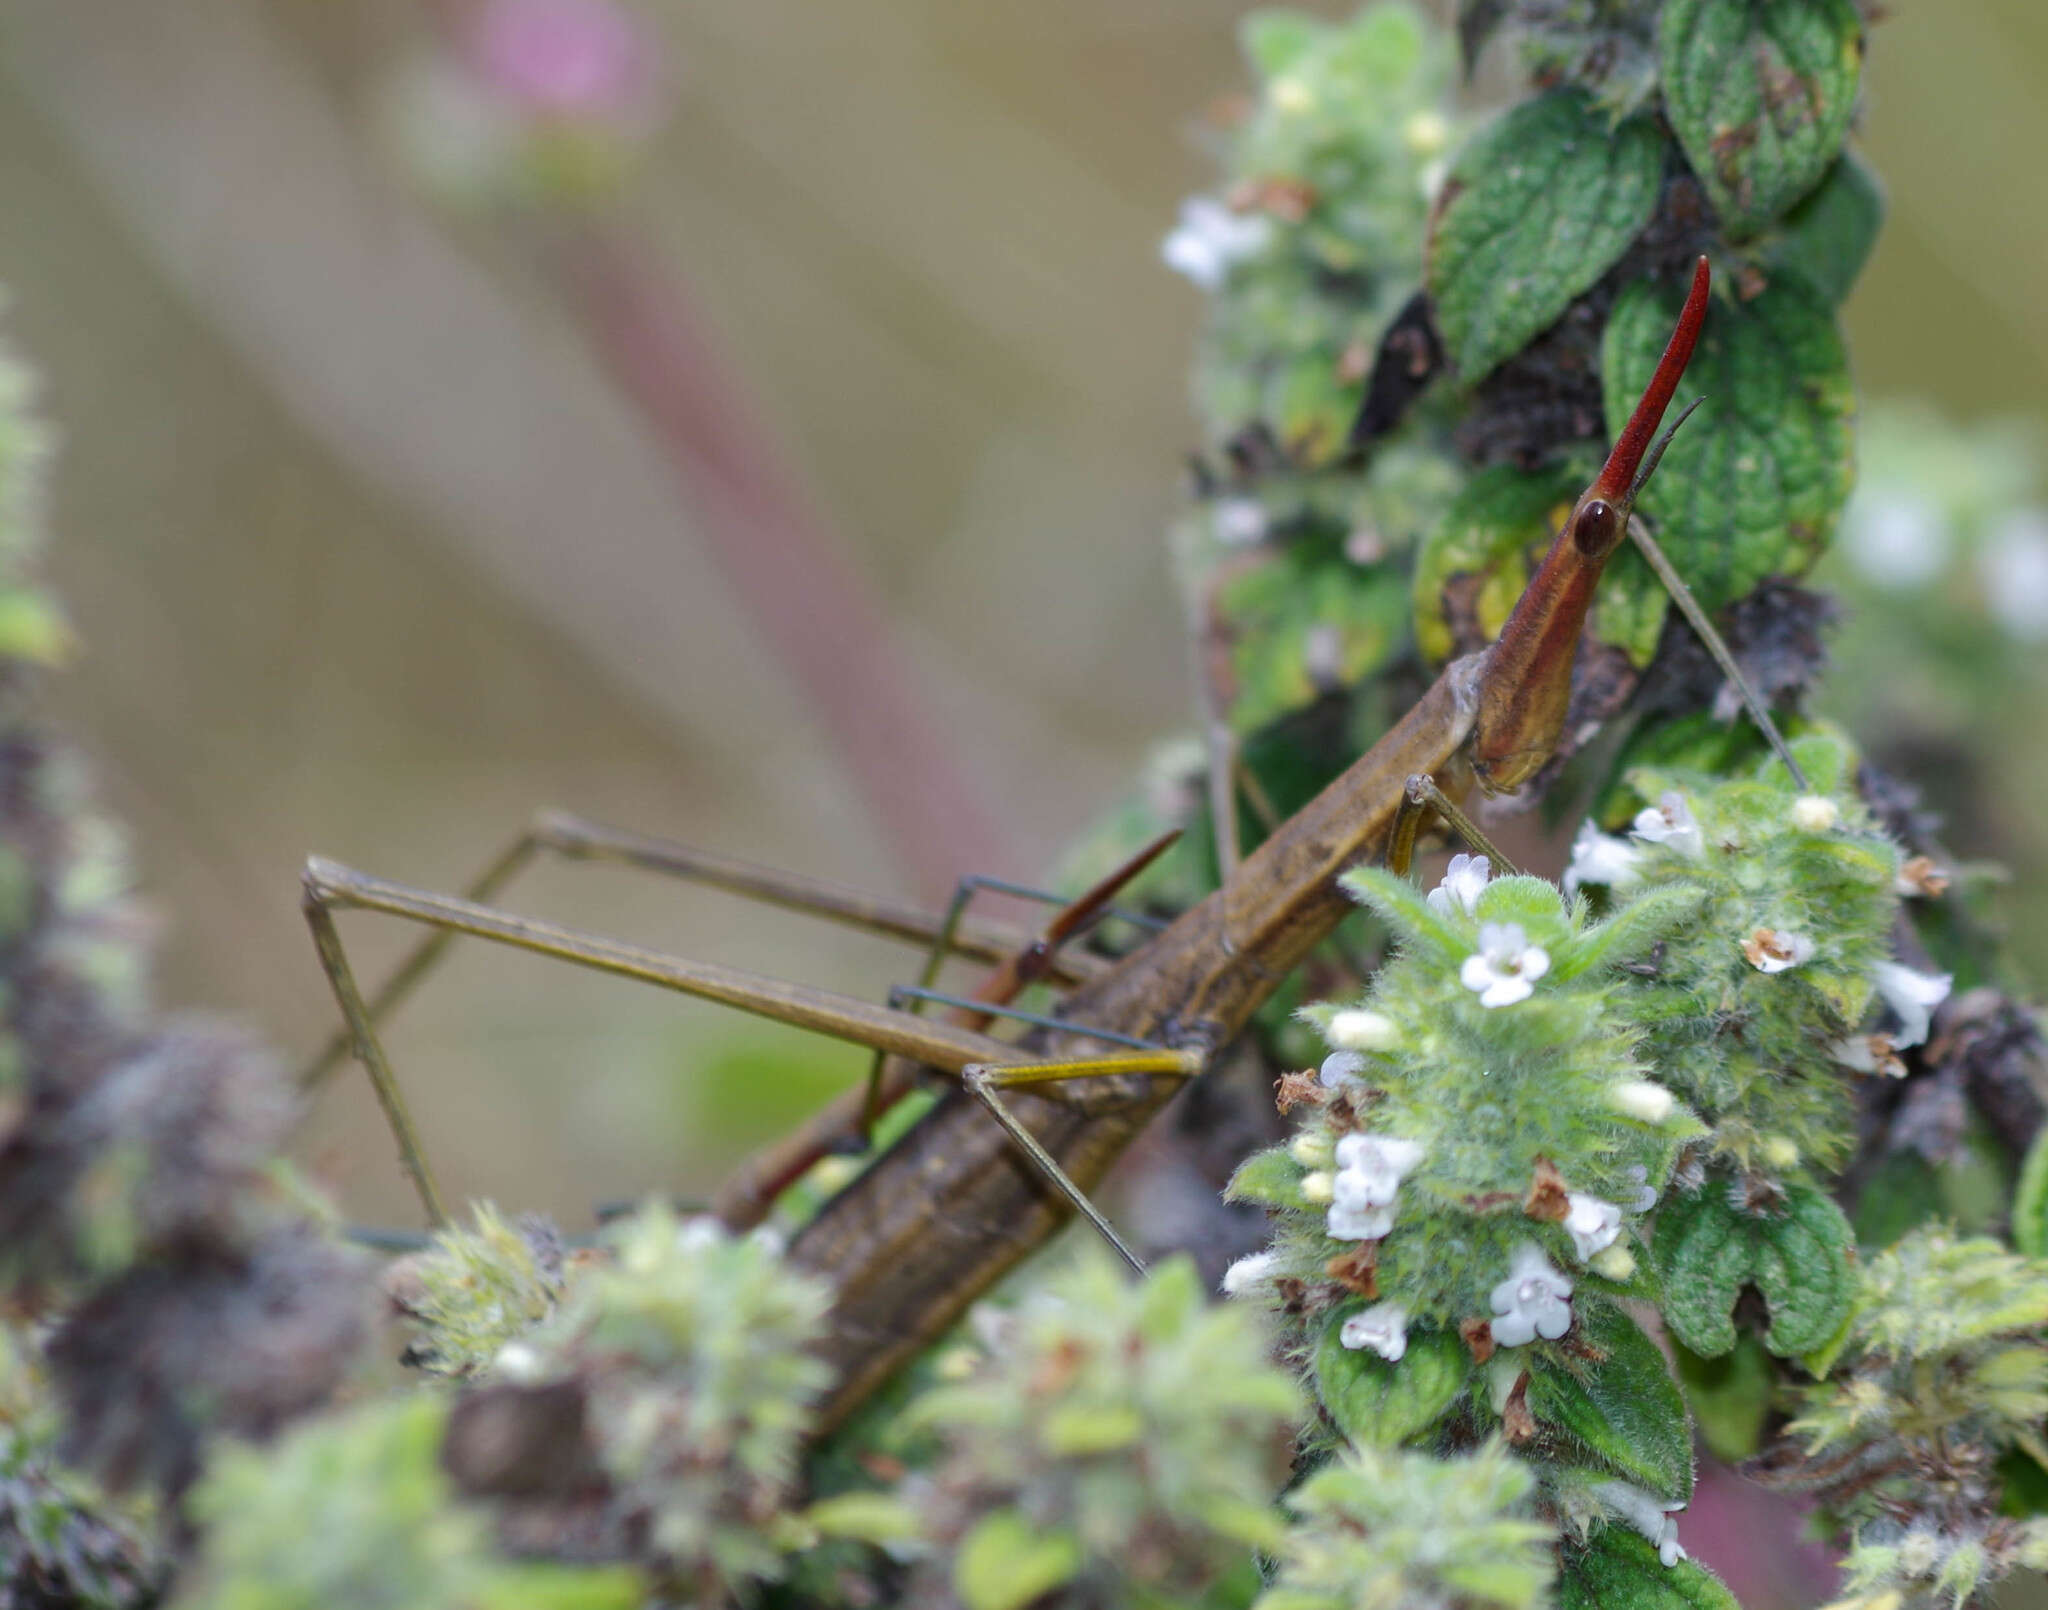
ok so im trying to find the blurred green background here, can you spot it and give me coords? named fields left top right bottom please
left=0, top=0, right=2041, bottom=1251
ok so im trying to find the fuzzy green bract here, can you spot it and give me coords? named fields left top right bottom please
left=175, top=1395, right=639, bottom=1610
left=1236, top=860, right=1703, bottom=1351
left=1196, top=3, right=1455, bottom=466
left=1180, top=3, right=1467, bottom=738
left=392, top=1203, right=565, bottom=1379
left=1782, top=1228, right=2048, bottom=1606
left=1254, top=1439, right=1555, bottom=1610
left=1602, top=272, right=1855, bottom=617
left=906, top=1252, right=1298, bottom=1609
left=1427, top=89, right=1662, bottom=380
left=523, top=1202, right=833, bottom=1598
left=1595, top=732, right=1901, bottom=1180
left=1658, top=0, right=1864, bottom=237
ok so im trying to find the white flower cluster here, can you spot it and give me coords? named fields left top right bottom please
left=1563, top=790, right=1706, bottom=896
left=1326, top=1132, right=1425, bottom=1242
left=1421, top=856, right=1554, bottom=1010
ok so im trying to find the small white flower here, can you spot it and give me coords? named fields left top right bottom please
left=1562, top=820, right=1642, bottom=896
left=1610, top=1081, right=1676, bottom=1124
left=1333, top=1133, right=1425, bottom=1207
left=1428, top=853, right=1492, bottom=916
left=1326, top=1200, right=1394, bottom=1241
left=1633, top=792, right=1705, bottom=858
left=1980, top=509, right=2048, bottom=640
left=493, top=1341, right=543, bottom=1383
left=1211, top=496, right=1268, bottom=547
left=1622, top=1163, right=1659, bottom=1213
left=1320, top=1050, right=1370, bottom=1088
left=1743, top=926, right=1815, bottom=973
left=678, top=1216, right=728, bottom=1251
left=1873, top=960, right=1952, bottom=1050
left=1325, top=1132, right=1422, bottom=1242
left=1488, top=1243, right=1574, bottom=1347
left=1563, top=1193, right=1623, bottom=1263
left=1340, top=1301, right=1409, bottom=1361
left=1221, top=1250, right=1280, bottom=1297
left=1161, top=197, right=1271, bottom=290
left=1791, top=794, right=1840, bottom=833
left=1832, top=1032, right=1906, bottom=1079
left=1460, top=922, right=1550, bottom=1008
left=1595, top=1482, right=1688, bottom=1569
left=1327, top=1008, right=1399, bottom=1052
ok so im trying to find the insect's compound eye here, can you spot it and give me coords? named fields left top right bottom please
left=1572, top=498, right=1621, bottom=557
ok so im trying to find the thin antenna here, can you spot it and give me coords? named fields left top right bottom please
left=1627, top=512, right=1810, bottom=792
left=1629, top=396, right=1707, bottom=505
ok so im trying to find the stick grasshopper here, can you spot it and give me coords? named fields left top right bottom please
left=304, top=256, right=1765, bottom=1433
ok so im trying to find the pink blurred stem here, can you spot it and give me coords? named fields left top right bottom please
left=549, top=220, right=1007, bottom=895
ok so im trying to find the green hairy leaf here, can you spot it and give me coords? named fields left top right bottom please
left=1767, top=149, right=1884, bottom=304
left=1314, top=1312, right=1471, bottom=1447
left=1559, top=1526, right=1742, bottom=1610
left=1659, top=0, right=1865, bottom=236
left=1523, top=1300, right=1693, bottom=1502
left=1227, top=1143, right=1307, bottom=1209
left=1428, top=89, right=1663, bottom=379
left=1653, top=1180, right=1857, bottom=1358
left=1603, top=271, right=1853, bottom=614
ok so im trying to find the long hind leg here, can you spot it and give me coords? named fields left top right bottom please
left=296, top=810, right=1093, bottom=1093
left=302, top=857, right=1183, bottom=1266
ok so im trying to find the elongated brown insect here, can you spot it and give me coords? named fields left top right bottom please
left=781, top=258, right=1721, bottom=1426
left=305, top=258, right=1738, bottom=1436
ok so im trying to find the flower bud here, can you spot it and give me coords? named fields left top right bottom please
left=1609, top=1080, right=1676, bottom=1123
